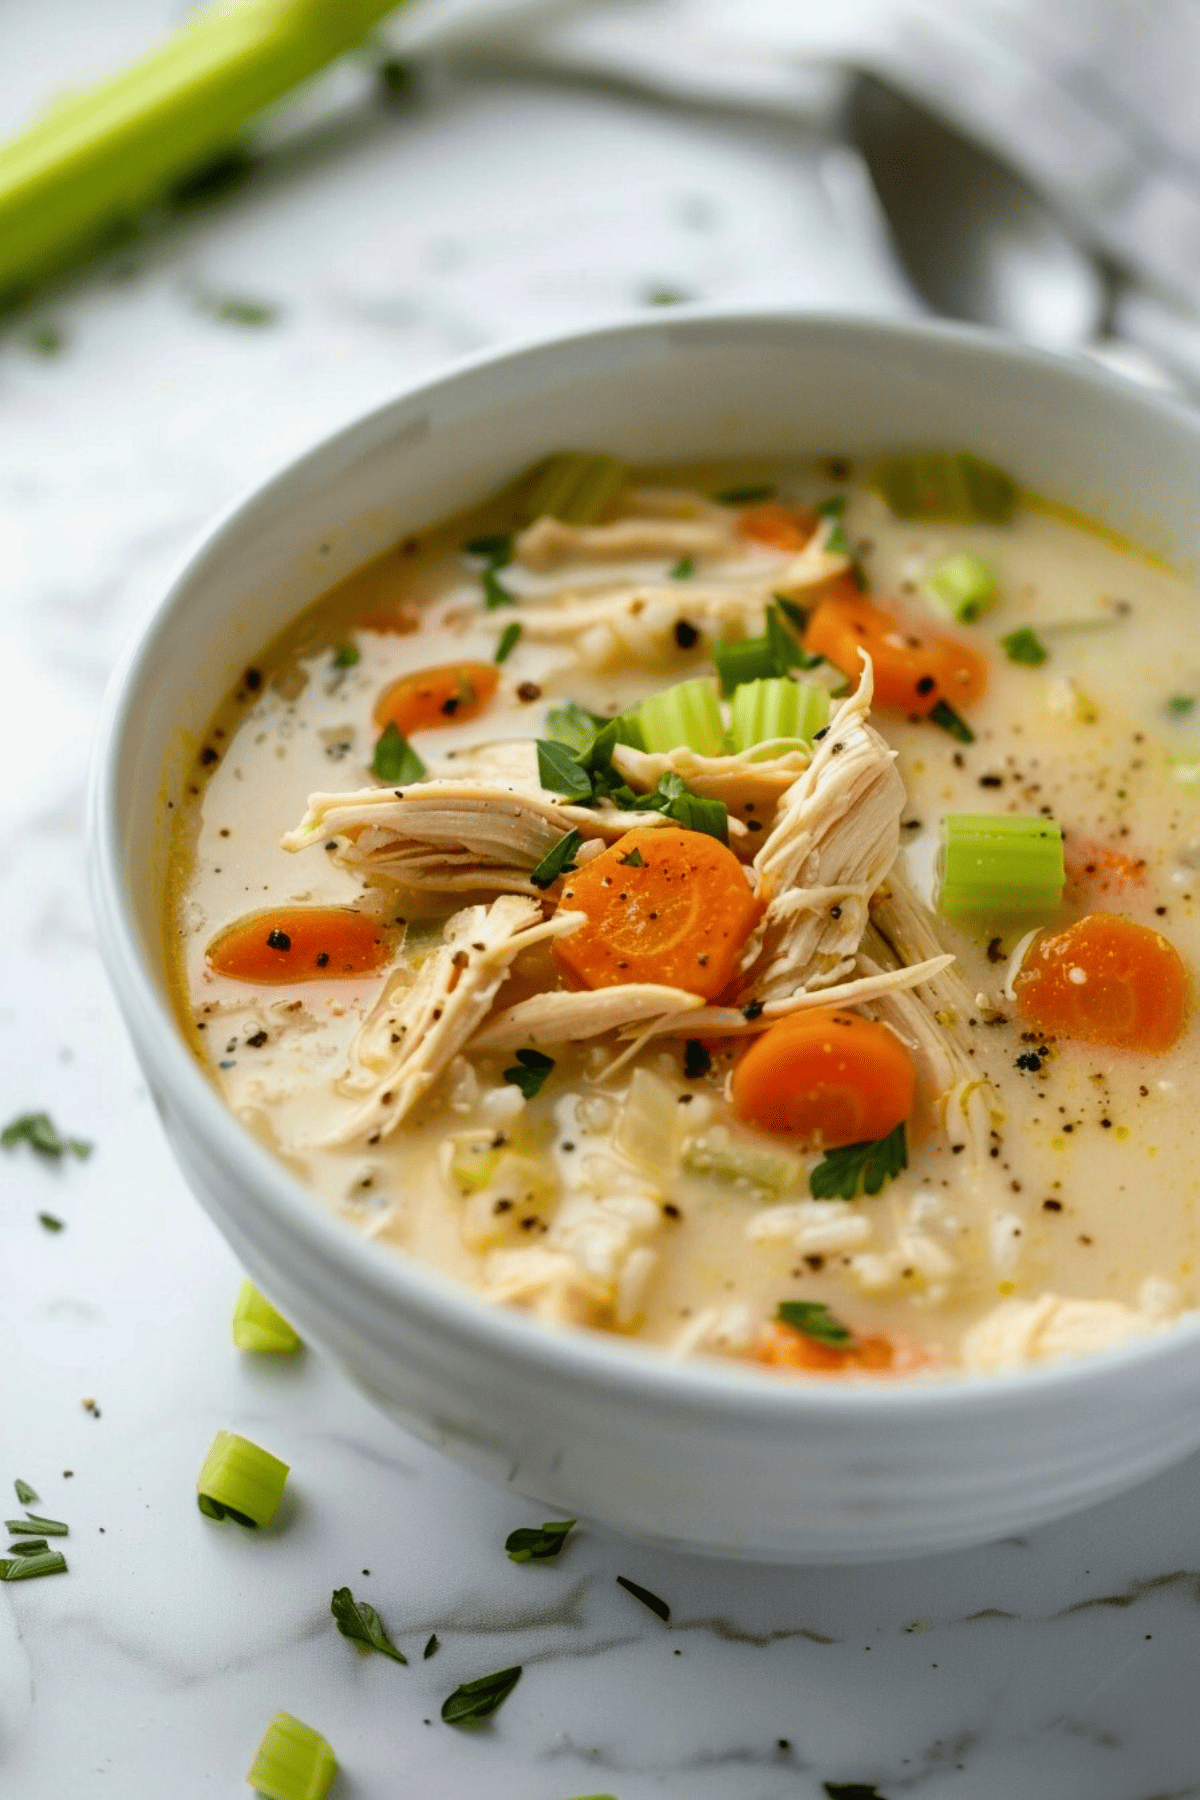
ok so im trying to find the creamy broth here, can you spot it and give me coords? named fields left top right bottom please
left=167, top=455, right=1200, bottom=1377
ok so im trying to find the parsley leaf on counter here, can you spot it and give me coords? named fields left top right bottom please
left=331, top=1587, right=407, bottom=1664
left=810, top=1123, right=907, bottom=1200
left=503, top=1049, right=555, bottom=1100
left=38, top=1213, right=64, bottom=1233
left=423, top=1633, right=440, bottom=1659
left=6, top=1539, right=50, bottom=1557
left=530, top=830, right=583, bottom=890
left=777, top=1301, right=853, bottom=1348
left=8, top=1514, right=67, bottom=1537
left=2, top=1114, right=91, bottom=1160
left=505, top=1519, right=576, bottom=1563
left=616, top=1575, right=670, bottom=1622
left=441, top=1665, right=522, bottom=1724
left=13, top=1481, right=38, bottom=1506
left=372, top=722, right=425, bottom=785
left=0, top=1551, right=67, bottom=1582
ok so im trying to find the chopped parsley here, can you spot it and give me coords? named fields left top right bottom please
left=423, top=1633, right=439, bottom=1659
left=8, top=1514, right=67, bottom=1536
left=0, top=1551, right=67, bottom=1582
left=198, top=291, right=278, bottom=328
left=618, top=847, right=645, bottom=867
left=809, top=1123, right=907, bottom=1200
left=13, top=1481, right=38, bottom=1506
left=2, top=1114, right=91, bottom=1160
left=715, top=483, right=775, bottom=506
left=536, top=740, right=593, bottom=801
left=928, top=699, right=975, bottom=743
left=670, top=556, right=695, bottom=580
left=825, top=519, right=851, bottom=557
left=1000, top=627, right=1048, bottom=667
left=483, top=566, right=516, bottom=609
left=372, top=722, right=425, bottom=785
left=441, top=1665, right=522, bottom=1725
left=616, top=1575, right=670, bottom=1622
left=1167, top=694, right=1196, bottom=717
left=463, top=532, right=513, bottom=567
left=505, top=1518, right=576, bottom=1563
left=495, top=621, right=522, bottom=664
left=503, top=1049, right=555, bottom=1100
left=545, top=701, right=608, bottom=755
left=331, top=1587, right=407, bottom=1663
left=777, top=1300, right=853, bottom=1347
left=530, top=830, right=583, bottom=889
left=332, top=643, right=359, bottom=668
left=38, top=1213, right=64, bottom=1233
left=814, top=495, right=847, bottom=517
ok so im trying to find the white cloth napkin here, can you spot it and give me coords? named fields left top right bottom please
left=387, top=0, right=1200, bottom=369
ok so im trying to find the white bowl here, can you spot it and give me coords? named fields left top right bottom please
left=90, top=310, right=1200, bottom=1562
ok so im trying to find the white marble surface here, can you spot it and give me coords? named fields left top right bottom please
left=5, top=6, right=1200, bottom=1796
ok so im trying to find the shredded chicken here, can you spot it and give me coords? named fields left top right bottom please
left=626, top=955, right=953, bottom=1040
left=304, top=898, right=584, bottom=1148
left=474, top=984, right=704, bottom=1050
left=515, top=514, right=734, bottom=570
left=282, top=781, right=678, bottom=896
left=961, top=1290, right=1179, bottom=1372
left=737, top=660, right=906, bottom=997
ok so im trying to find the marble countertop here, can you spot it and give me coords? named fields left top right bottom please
left=5, top=5, right=1200, bottom=1796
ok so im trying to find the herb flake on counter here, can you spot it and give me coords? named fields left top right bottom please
left=423, top=1633, right=439, bottom=1659
left=777, top=1300, right=853, bottom=1348
left=372, top=722, right=425, bottom=785
left=331, top=1586, right=408, bottom=1663
left=441, top=1664, right=522, bottom=1725
left=2, top=1113, right=92, bottom=1160
left=715, top=483, right=775, bottom=506
left=503, top=1049, right=555, bottom=1100
left=495, top=621, right=522, bottom=664
left=483, top=566, right=516, bottom=610
left=13, top=1481, right=38, bottom=1506
left=505, top=1518, right=575, bottom=1563
left=616, top=1575, right=670, bottom=1622
left=196, top=290, right=278, bottom=328
left=332, top=643, right=359, bottom=668
left=0, top=1550, right=67, bottom=1582
left=825, top=1786, right=888, bottom=1800
left=6, top=1539, right=50, bottom=1557
left=810, top=1123, right=907, bottom=1200
left=530, top=830, right=583, bottom=890
left=927, top=699, right=975, bottom=743
left=1000, top=627, right=1048, bottom=667
left=8, top=1514, right=68, bottom=1537
left=38, top=1213, right=64, bottom=1233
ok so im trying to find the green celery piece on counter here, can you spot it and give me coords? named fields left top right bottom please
left=231, top=1281, right=301, bottom=1354
left=247, top=1712, right=337, bottom=1800
left=518, top=453, right=625, bottom=525
left=0, top=0, right=402, bottom=306
left=868, top=452, right=1017, bottom=523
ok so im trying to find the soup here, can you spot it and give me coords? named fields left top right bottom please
left=166, top=450, right=1200, bottom=1377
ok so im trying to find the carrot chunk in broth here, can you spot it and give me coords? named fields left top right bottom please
left=805, top=580, right=987, bottom=718
left=207, top=908, right=394, bottom=984
left=374, top=662, right=499, bottom=735
left=553, top=826, right=760, bottom=1001
left=732, top=1008, right=915, bottom=1146
left=1014, top=912, right=1189, bottom=1052
left=759, top=1320, right=895, bottom=1374
left=737, top=504, right=817, bottom=552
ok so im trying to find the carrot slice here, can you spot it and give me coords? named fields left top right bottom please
left=731, top=1008, right=915, bottom=1145
left=760, top=1320, right=895, bottom=1374
left=1014, top=912, right=1188, bottom=1052
left=207, top=908, right=394, bottom=984
left=805, top=584, right=987, bottom=718
left=553, top=826, right=760, bottom=1001
left=737, top=504, right=817, bottom=552
left=374, top=662, right=498, bottom=735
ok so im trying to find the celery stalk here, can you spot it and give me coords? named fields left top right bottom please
left=729, top=678, right=829, bottom=753
left=935, top=813, right=1064, bottom=926
left=638, top=678, right=726, bottom=756
left=518, top=453, right=625, bottom=526
left=0, top=0, right=401, bottom=303
left=926, top=551, right=999, bottom=623
left=868, top=452, right=1018, bottom=523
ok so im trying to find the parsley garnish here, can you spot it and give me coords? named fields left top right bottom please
left=8, top=1514, right=67, bottom=1536
left=423, top=1632, right=439, bottom=1659
left=332, top=643, right=359, bottom=667
left=13, top=1481, right=38, bottom=1506
left=715, top=483, right=775, bottom=506
left=483, top=566, right=515, bottom=609
left=495, top=621, right=522, bottom=664
left=777, top=1300, right=853, bottom=1347
left=503, top=1049, right=555, bottom=1100
left=616, top=1575, right=670, bottom=1622
left=927, top=699, right=975, bottom=743
left=814, top=495, right=847, bottom=517
left=618, top=847, right=645, bottom=867
left=2, top=1114, right=91, bottom=1160
left=505, top=1518, right=576, bottom=1563
left=0, top=1551, right=67, bottom=1582
left=825, top=520, right=851, bottom=557
left=670, top=556, right=695, bottom=579
left=372, top=722, right=425, bottom=785
left=6, top=1538, right=50, bottom=1557
left=1000, top=627, right=1048, bottom=667
left=463, top=532, right=513, bottom=567
left=441, top=1665, right=522, bottom=1724
left=331, top=1586, right=407, bottom=1663
left=530, top=830, right=583, bottom=889
left=809, top=1123, right=907, bottom=1200
left=38, top=1213, right=64, bottom=1233
left=1167, top=694, right=1196, bottom=716
left=536, top=740, right=593, bottom=800
left=654, top=773, right=728, bottom=844
left=545, top=701, right=607, bottom=754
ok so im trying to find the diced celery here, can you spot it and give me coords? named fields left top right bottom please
left=231, top=1282, right=301, bottom=1355
left=926, top=551, right=999, bottom=623
left=196, top=1430, right=288, bottom=1529
left=935, top=814, right=1064, bottom=926
left=519, top=453, right=625, bottom=525
left=248, top=1712, right=337, bottom=1800
left=681, top=1136, right=801, bottom=1194
left=614, top=1068, right=681, bottom=1173
left=868, top=452, right=1018, bottom=523
left=729, top=678, right=829, bottom=753
left=638, top=678, right=727, bottom=756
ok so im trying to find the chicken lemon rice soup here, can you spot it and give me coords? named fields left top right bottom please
left=168, top=450, right=1200, bottom=1378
